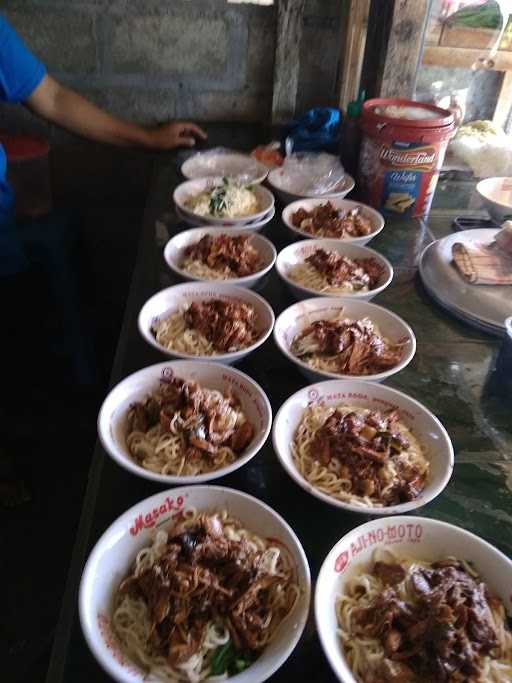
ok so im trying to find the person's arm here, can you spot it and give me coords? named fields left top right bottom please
left=26, top=74, right=207, bottom=149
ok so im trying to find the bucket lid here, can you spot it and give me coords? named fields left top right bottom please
left=362, top=98, right=454, bottom=129
left=0, top=133, right=49, bottom=161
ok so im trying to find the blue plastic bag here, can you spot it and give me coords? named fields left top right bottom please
left=284, top=108, right=341, bottom=153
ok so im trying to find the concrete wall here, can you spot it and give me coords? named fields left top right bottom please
left=0, top=0, right=345, bottom=142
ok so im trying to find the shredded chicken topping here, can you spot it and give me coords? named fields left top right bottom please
left=184, top=299, right=260, bottom=352
left=128, top=375, right=254, bottom=461
left=312, top=409, right=425, bottom=503
left=292, top=202, right=374, bottom=238
left=306, top=249, right=384, bottom=290
left=291, top=317, right=406, bottom=375
left=354, top=557, right=505, bottom=683
left=184, top=234, right=262, bottom=278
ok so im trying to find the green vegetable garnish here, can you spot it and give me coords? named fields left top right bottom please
left=210, top=641, right=254, bottom=676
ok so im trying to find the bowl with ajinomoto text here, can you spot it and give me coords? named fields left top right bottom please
left=272, top=379, right=453, bottom=515
left=138, top=282, right=275, bottom=364
left=163, top=227, right=277, bottom=289
left=98, top=361, right=272, bottom=484
left=315, top=515, right=512, bottom=683
left=273, top=297, right=416, bottom=383
left=80, top=485, right=311, bottom=683
left=276, top=239, right=393, bottom=302
left=173, top=176, right=275, bottom=226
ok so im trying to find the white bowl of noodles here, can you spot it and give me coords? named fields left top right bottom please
left=138, top=282, right=275, bottom=364
left=315, top=516, right=512, bottom=683
left=175, top=203, right=276, bottom=232
left=163, top=227, right=277, bottom=289
left=281, top=197, right=383, bottom=246
left=273, top=298, right=416, bottom=383
left=174, top=177, right=275, bottom=226
left=80, top=485, right=311, bottom=683
left=272, top=379, right=453, bottom=515
left=276, top=239, right=393, bottom=302
left=98, top=361, right=272, bottom=484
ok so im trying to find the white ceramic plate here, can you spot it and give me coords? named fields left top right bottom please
left=316, top=516, right=512, bottom=683
left=175, top=203, right=276, bottom=232
left=276, top=239, right=393, bottom=302
left=98, top=360, right=272, bottom=484
left=174, top=177, right=275, bottom=226
left=272, top=379, right=454, bottom=515
left=419, top=229, right=510, bottom=332
left=181, top=150, right=269, bottom=185
left=273, top=297, right=416, bottom=383
left=281, top=197, right=384, bottom=246
left=138, top=282, right=275, bottom=364
left=163, top=227, right=277, bottom=289
left=80, top=485, right=311, bottom=683
left=268, top=169, right=355, bottom=205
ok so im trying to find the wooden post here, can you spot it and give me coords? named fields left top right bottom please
left=272, top=0, right=306, bottom=124
left=379, top=0, right=432, bottom=99
left=338, top=0, right=371, bottom=111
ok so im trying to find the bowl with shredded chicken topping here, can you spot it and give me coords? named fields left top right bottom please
left=274, top=298, right=416, bottom=383
left=315, top=516, right=512, bottom=683
left=272, top=379, right=453, bottom=515
left=98, top=361, right=272, bottom=484
left=138, top=282, right=274, bottom=365
left=164, top=228, right=277, bottom=289
left=276, top=239, right=393, bottom=302
left=282, top=198, right=384, bottom=246
left=79, top=485, right=311, bottom=683
left=174, top=177, right=275, bottom=226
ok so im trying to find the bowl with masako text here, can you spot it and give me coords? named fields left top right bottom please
left=79, top=485, right=311, bottom=683
left=138, top=282, right=275, bottom=364
left=276, top=239, right=393, bottom=302
left=174, top=176, right=275, bottom=226
left=98, top=360, right=272, bottom=484
left=273, top=297, right=416, bottom=383
left=315, top=516, right=512, bottom=683
left=281, top=197, right=384, bottom=246
left=163, top=227, right=277, bottom=290
left=272, top=379, right=453, bottom=515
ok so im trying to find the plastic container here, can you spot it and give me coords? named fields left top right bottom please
left=358, top=98, right=455, bottom=218
left=0, top=133, right=52, bottom=218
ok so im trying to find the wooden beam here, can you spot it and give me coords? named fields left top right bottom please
left=379, top=0, right=432, bottom=99
left=338, top=0, right=370, bottom=111
left=494, top=71, right=512, bottom=129
left=272, top=0, right=306, bottom=124
left=423, top=45, right=512, bottom=71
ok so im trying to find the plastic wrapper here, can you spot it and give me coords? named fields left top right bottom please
left=182, top=147, right=267, bottom=184
left=276, top=152, right=345, bottom=195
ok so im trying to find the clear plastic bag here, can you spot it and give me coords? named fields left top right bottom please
left=182, top=147, right=267, bottom=184
left=276, top=152, right=345, bottom=195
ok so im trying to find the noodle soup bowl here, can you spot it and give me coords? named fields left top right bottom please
left=273, top=297, right=416, bottom=383
left=80, top=485, right=311, bottom=683
left=173, top=176, right=275, bottom=226
left=138, top=282, right=275, bottom=364
left=163, top=227, right=277, bottom=289
left=276, top=239, right=393, bottom=302
left=315, top=516, right=512, bottom=683
left=98, top=360, right=272, bottom=485
left=281, top=197, right=384, bottom=246
left=272, top=379, right=453, bottom=515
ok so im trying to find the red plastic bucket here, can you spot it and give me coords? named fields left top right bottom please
left=358, top=98, right=455, bottom=218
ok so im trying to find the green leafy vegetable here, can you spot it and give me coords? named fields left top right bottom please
left=210, top=642, right=253, bottom=676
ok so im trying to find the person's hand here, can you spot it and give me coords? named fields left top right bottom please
left=145, top=121, right=207, bottom=149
